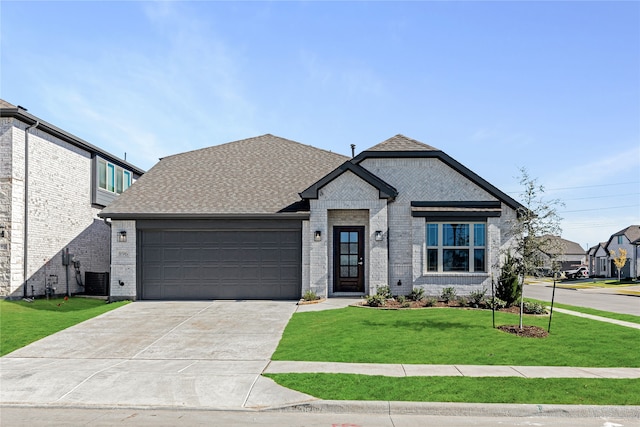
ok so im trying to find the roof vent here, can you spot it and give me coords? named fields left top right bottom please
left=350, top=144, right=355, bottom=158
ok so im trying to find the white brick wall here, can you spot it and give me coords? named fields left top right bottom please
left=307, top=171, right=388, bottom=297
left=1, top=119, right=111, bottom=297
left=109, top=220, right=137, bottom=300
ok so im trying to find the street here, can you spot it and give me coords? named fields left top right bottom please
left=524, top=282, right=640, bottom=316
left=1, top=406, right=638, bottom=427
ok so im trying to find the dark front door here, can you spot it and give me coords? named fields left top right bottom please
left=333, top=226, right=365, bottom=293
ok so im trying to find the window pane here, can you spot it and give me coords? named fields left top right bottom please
left=474, top=249, right=485, bottom=272
left=340, top=243, right=349, bottom=254
left=98, top=160, right=107, bottom=190
left=349, top=255, right=358, bottom=266
left=340, top=255, right=349, bottom=266
left=349, top=243, right=358, bottom=254
left=340, top=267, right=349, bottom=277
left=427, top=249, right=438, bottom=272
left=350, top=232, right=358, bottom=242
left=107, top=164, right=115, bottom=192
left=123, top=170, right=131, bottom=191
left=349, top=267, right=358, bottom=277
left=340, top=232, right=349, bottom=243
left=474, top=224, right=485, bottom=246
left=116, top=167, right=123, bottom=194
left=443, top=249, right=469, bottom=271
left=426, top=223, right=438, bottom=246
left=443, top=224, right=469, bottom=246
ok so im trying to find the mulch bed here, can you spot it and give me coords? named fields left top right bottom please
left=497, top=325, right=549, bottom=338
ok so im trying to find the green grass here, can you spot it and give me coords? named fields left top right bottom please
left=528, top=298, right=640, bottom=324
left=0, top=297, right=128, bottom=356
left=265, top=374, right=640, bottom=405
left=272, top=307, right=640, bottom=367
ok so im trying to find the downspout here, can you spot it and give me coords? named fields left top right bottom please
left=23, top=120, right=39, bottom=298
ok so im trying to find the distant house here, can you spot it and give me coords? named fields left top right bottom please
left=536, top=235, right=586, bottom=273
left=0, top=100, right=144, bottom=298
left=587, top=242, right=609, bottom=277
left=605, top=225, right=640, bottom=279
left=99, top=134, right=525, bottom=301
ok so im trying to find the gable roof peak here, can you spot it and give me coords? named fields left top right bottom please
left=366, top=134, right=439, bottom=152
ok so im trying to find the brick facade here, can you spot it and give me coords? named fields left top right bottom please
left=0, top=116, right=135, bottom=298
left=302, top=158, right=518, bottom=298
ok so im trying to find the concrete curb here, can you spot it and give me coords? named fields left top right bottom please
left=3, top=401, right=639, bottom=419
left=267, top=400, right=640, bottom=419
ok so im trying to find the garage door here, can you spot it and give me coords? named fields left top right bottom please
left=139, top=228, right=301, bottom=300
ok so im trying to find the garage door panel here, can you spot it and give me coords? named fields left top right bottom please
left=141, top=228, right=301, bottom=300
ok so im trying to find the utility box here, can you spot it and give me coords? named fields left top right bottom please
left=85, top=272, right=110, bottom=296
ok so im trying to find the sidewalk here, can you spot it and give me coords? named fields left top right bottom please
left=265, top=361, right=640, bottom=379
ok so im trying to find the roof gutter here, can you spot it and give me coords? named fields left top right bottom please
left=23, top=120, right=39, bottom=298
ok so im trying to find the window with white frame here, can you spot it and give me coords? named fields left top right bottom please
left=97, top=158, right=132, bottom=194
left=426, top=222, right=486, bottom=273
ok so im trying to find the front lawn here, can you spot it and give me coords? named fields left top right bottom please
left=272, top=307, right=640, bottom=367
left=265, top=374, right=640, bottom=405
left=0, top=297, right=128, bottom=356
left=528, top=298, right=640, bottom=324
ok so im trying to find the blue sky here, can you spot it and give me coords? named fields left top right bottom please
left=2, top=1, right=639, bottom=250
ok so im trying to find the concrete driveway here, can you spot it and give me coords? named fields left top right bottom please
left=1, top=300, right=314, bottom=410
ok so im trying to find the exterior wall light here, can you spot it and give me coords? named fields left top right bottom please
left=314, top=230, right=322, bottom=241
left=118, top=231, right=127, bottom=243
left=375, top=230, right=383, bottom=241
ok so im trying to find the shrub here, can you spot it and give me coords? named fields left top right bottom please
left=366, top=293, right=386, bottom=307
left=401, top=301, right=411, bottom=308
left=488, top=297, right=506, bottom=310
left=440, top=287, right=457, bottom=304
left=523, top=301, right=547, bottom=315
left=302, top=290, right=319, bottom=301
left=457, top=296, right=469, bottom=307
left=408, top=287, right=425, bottom=302
left=396, top=295, right=407, bottom=304
left=424, top=297, right=438, bottom=307
left=469, top=289, right=487, bottom=306
left=376, top=285, right=392, bottom=299
left=496, top=252, right=521, bottom=307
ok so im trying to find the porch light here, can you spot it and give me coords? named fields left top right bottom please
left=314, top=230, right=322, bottom=241
left=118, top=230, right=127, bottom=243
left=375, top=230, right=383, bottom=241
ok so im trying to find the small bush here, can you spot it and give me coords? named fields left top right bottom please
left=366, top=294, right=386, bottom=307
left=401, top=301, right=411, bottom=308
left=396, top=295, right=407, bottom=304
left=441, top=287, right=457, bottom=304
left=457, top=296, right=469, bottom=307
left=376, top=285, right=392, bottom=299
left=408, top=287, right=425, bottom=301
left=524, top=301, right=547, bottom=315
left=302, top=290, right=319, bottom=301
left=469, top=289, right=487, bottom=306
left=496, top=252, right=521, bottom=307
left=488, top=297, right=506, bottom=310
left=424, top=297, right=438, bottom=307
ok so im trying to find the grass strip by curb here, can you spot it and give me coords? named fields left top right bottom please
left=265, top=373, right=640, bottom=405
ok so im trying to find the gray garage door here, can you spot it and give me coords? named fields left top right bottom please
left=139, top=228, right=301, bottom=300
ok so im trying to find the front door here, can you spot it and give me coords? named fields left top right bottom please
left=333, top=226, right=365, bottom=293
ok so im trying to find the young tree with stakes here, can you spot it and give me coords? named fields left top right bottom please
left=508, top=168, right=564, bottom=329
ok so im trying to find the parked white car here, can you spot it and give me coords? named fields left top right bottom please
left=564, top=266, right=589, bottom=279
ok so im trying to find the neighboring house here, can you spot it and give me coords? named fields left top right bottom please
left=605, top=225, right=640, bottom=279
left=587, top=242, right=609, bottom=277
left=99, top=134, right=524, bottom=301
left=536, top=235, right=586, bottom=273
left=0, top=100, right=144, bottom=298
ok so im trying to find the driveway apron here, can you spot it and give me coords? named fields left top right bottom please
left=0, top=300, right=313, bottom=410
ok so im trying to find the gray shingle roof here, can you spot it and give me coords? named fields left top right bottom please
left=100, top=134, right=348, bottom=217
left=366, top=134, right=438, bottom=151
